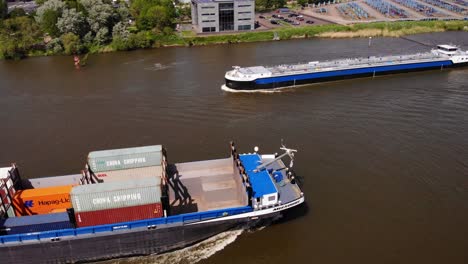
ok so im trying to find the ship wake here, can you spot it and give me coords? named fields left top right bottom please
left=97, top=229, right=245, bottom=264
left=221, top=84, right=306, bottom=94
left=95, top=218, right=278, bottom=264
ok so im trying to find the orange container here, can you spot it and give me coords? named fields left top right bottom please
left=13, top=185, right=73, bottom=216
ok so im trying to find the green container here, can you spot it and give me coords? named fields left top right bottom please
left=88, top=145, right=163, bottom=173
left=71, top=177, right=161, bottom=213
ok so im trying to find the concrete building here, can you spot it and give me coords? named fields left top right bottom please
left=191, top=0, right=255, bottom=33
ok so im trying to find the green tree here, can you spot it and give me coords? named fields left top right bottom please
left=95, top=27, right=109, bottom=44
left=117, top=2, right=131, bottom=22
left=41, top=9, right=60, bottom=36
left=8, top=8, right=27, bottom=18
left=46, top=37, right=64, bottom=53
left=60, top=32, right=83, bottom=54
left=80, top=0, right=113, bottom=33
left=131, top=0, right=175, bottom=31
left=112, top=21, right=130, bottom=40
left=297, top=0, right=307, bottom=6
left=0, top=17, right=42, bottom=59
left=272, top=0, right=286, bottom=8
left=129, top=31, right=151, bottom=48
left=65, top=0, right=86, bottom=13
left=111, top=21, right=130, bottom=50
left=0, top=0, right=7, bottom=20
left=56, top=8, right=87, bottom=36
left=255, top=0, right=272, bottom=11
left=36, top=0, right=66, bottom=24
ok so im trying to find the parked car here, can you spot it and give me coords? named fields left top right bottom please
left=272, top=14, right=278, bottom=18
left=284, top=18, right=293, bottom=23
left=288, top=13, right=298, bottom=17
left=293, top=21, right=300, bottom=25
left=306, top=20, right=314, bottom=24
left=296, top=16, right=304, bottom=21
left=259, top=15, right=265, bottom=19
left=277, top=15, right=285, bottom=20
left=270, top=19, right=279, bottom=24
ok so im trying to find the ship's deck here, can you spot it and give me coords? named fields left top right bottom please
left=167, top=158, right=248, bottom=215
left=233, top=51, right=453, bottom=80
left=266, top=52, right=446, bottom=76
left=259, top=155, right=302, bottom=204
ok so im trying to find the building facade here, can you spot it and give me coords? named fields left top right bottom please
left=191, top=0, right=255, bottom=33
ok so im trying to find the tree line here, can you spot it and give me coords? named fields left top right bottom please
left=0, top=0, right=179, bottom=59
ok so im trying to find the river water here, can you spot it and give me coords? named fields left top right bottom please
left=1, top=31, right=467, bottom=264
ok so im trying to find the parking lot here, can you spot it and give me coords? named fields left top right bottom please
left=256, top=9, right=331, bottom=29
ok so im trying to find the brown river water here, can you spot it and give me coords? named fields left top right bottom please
left=0, top=31, right=467, bottom=264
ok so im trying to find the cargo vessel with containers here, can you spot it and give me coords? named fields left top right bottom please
left=0, top=142, right=305, bottom=263
left=222, top=44, right=468, bottom=91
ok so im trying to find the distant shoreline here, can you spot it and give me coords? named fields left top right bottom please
left=17, top=20, right=468, bottom=59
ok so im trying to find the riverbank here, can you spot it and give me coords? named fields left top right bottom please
left=65, top=20, right=468, bottom=53
left=3, top=20, right=468, bottom=60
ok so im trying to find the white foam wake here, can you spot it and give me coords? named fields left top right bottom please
left=97, top=229, right=245, bottom=264
left=221, top=85, right=283, bottom=94
left=221, top=84, right=307, bottom=93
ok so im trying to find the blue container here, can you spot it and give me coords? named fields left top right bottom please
left=273, top=171, right=283, bottom=183
left=0, top=212, right=73, bottom=235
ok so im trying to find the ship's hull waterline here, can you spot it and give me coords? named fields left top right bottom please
left=0, top=210, right=283, bottom=263
left=224, top=60, right=468, bottom=92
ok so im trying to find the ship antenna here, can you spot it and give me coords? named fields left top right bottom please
left=254, top=140, right=297, bottom=172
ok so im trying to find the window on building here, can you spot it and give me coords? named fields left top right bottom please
left=202, top=13, right=216, bottom=15
left=238, top=4, right=251, bottom=7
left=219, top=3, right=234, bottom=31
left=268, top=195, right=276, bottom=201
left=202, top=20, right=216, bottom=22
left=201, top=6, right=215, bottom=9
left=238, top=11, right=251, bottom=14
left=238, top=25, right=251, bottom=30
left=238, top=18, right=251, bottom=21
left=202, top=27, right=216, bottom=32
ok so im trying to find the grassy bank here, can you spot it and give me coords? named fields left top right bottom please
left=132, top=20, right=468, bottom=52
left=180, top=21, right=468, bottom=46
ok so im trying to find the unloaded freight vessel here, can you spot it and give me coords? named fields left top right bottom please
left=0, top=142, right=305, bottom=263
left=223, top=45, right=468, bottom=92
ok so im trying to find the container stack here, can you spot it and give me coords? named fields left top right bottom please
left=71, top=177, right=163, bottom=227
left=86, top=145, right=167, bottom=185
left=12, top=185, right=73, bottom=216
left=0, top=212, right=74, bottom=235
left=0, top=165, right=22, bottom=218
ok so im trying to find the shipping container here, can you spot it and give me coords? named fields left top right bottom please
left=0, top=212, right=73, bottom=235
left=90, top=165, right=163, bottom=183
left=71, top=178, right=161, bottom=213
left=13, top=185, right=73, bottom=216
left=6, top=206, right=15, bottom=218
left=75, top=203, right=163, bottom=227
left=1, top=165, right=22, bottom=190
left=1, top=183, right=11, bottom=207
left=24, top=174, right=82, bottom=189
left=0, top=167, right=12, bottom=180
left=88, top=145, right=163, bottom=173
